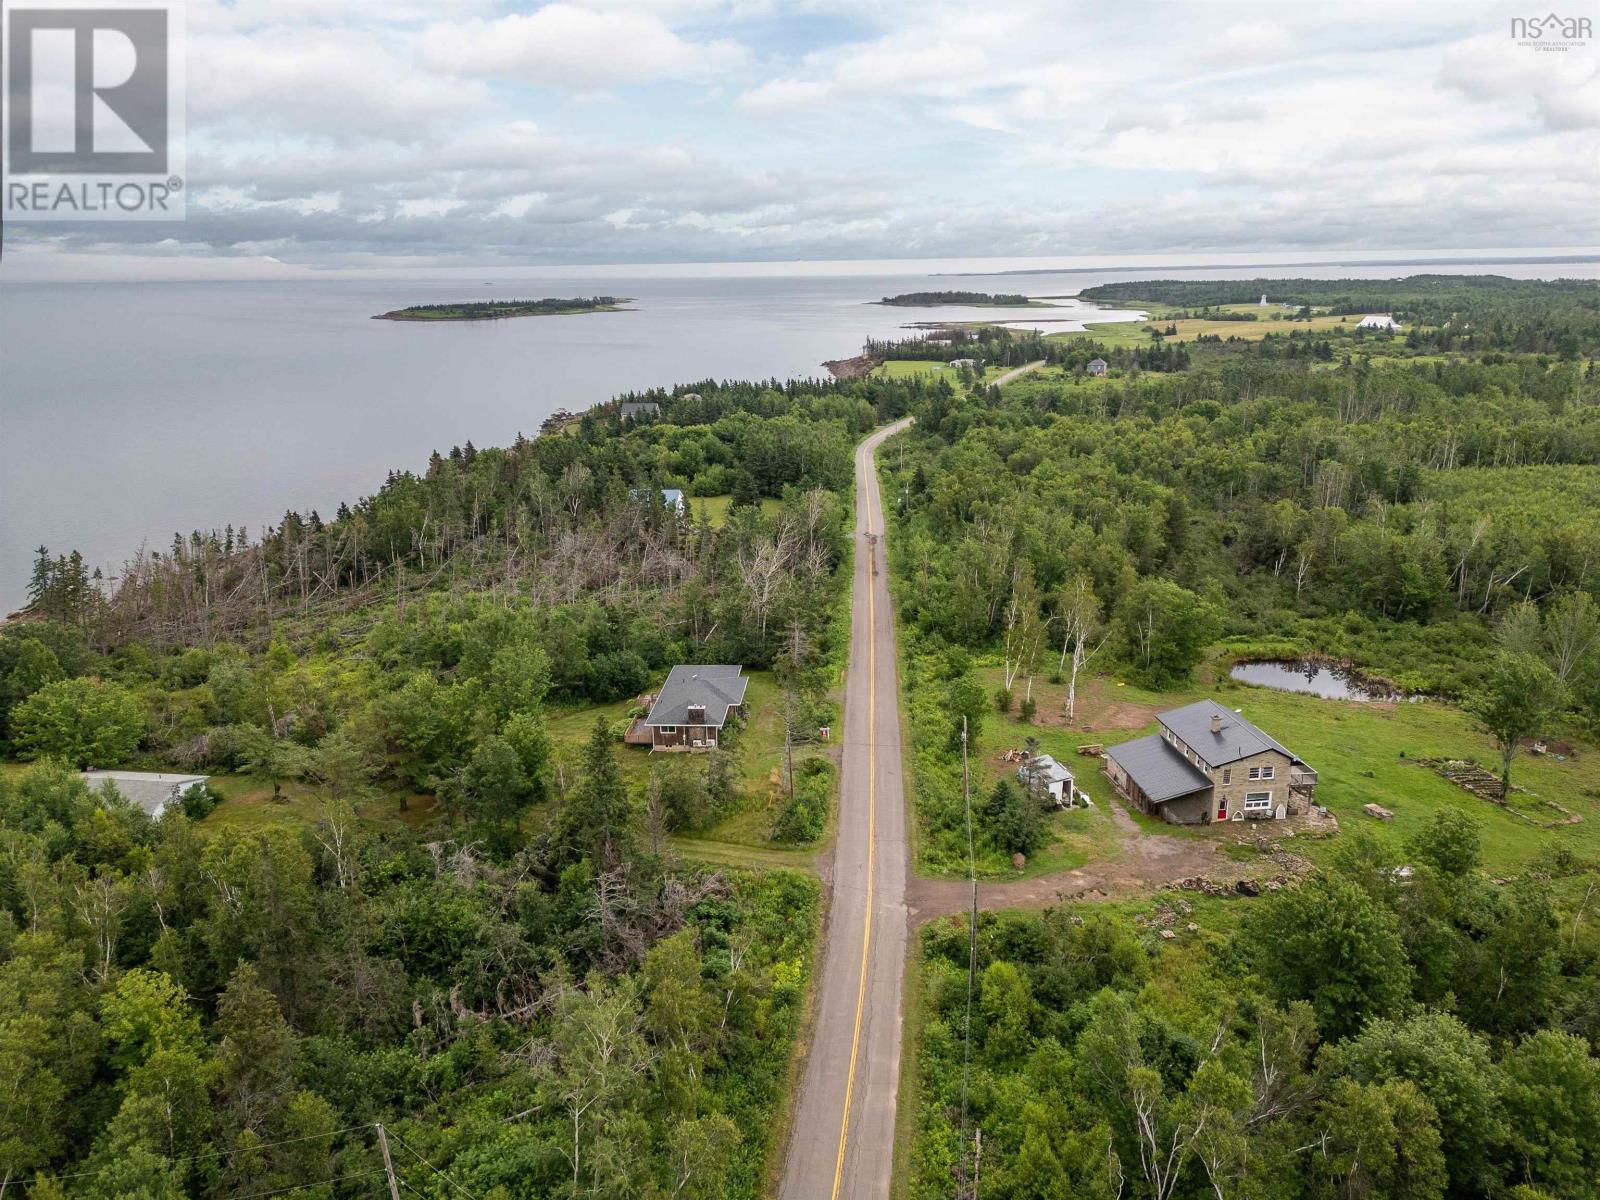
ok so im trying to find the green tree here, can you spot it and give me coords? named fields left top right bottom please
left=1314, top=1078, right=1447, bottom=1200
left=214, top=963, right=298, bottom=1132
left=1406, top=808, right=1482, bottom=879
left=1499, top=1030, right=1600, bottom=1199
left=12, top=677, right=144, bottom=768
left=0, top=637, right=65, bottom=746
left=235, top=724, right=310, bottom=804
left=555, top=718, right=638, bottom=869
left=459, top=735, right=536, bottom=838
left=1114, top=579, right=1220, bottom=686
left=1329, top=1010, right=1506, bottom=1198
left=99, top=968, right=203, bottom=1070
left=1467, top=652, right=1564, bottom=794
left=1246, top=870, right=1412, bottom=1039
left=983, top=779, right=1043, bottom=859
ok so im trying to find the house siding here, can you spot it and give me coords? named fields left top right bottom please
left=651, top=725, right=719, bottom=749
left=1205, top=748, right=1295, bottom=818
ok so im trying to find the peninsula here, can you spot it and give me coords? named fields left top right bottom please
left=373, top=296, right=630, bottom=320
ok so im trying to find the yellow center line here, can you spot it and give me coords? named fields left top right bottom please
left=831, top=446, right=879, bottom=1200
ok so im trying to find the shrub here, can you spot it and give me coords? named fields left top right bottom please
left=772, top=757, right=833, bottom=843
left=12, top=676, right=144, bottom=768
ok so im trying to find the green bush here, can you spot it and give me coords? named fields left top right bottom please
left=772, top=757, right=833, bottom=843
left=12, top=676, right=144, bottom=768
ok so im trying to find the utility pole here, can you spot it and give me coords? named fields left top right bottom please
left=784, top=700, right=795, bottom=799
left=376, top=1123, right=402, bottom=1200
left=959, top=715, right=979, bottom=1198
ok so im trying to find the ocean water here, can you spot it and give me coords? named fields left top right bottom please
left=2, top=255, right=1596, bottom=611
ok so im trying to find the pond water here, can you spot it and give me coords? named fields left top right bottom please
left=1229, top=660, right=1401, bottom=701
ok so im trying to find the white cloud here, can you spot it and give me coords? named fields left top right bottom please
left=12, top=0, right=1600, bottom=276
left=418, top=3, right=747, bottom=89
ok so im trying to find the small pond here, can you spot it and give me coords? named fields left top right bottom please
left=1229, top=659, right=1403, bottom=702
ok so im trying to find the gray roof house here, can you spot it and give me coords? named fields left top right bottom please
left=640, top=665, right=749, bottom=750
left=620, top=401, right=661, bottom=419
left=81, top=770, right=209, bottom=818
left=1105, top=700, right=1316, bottom=825
left=1086, top=358, right=1109, bottom=376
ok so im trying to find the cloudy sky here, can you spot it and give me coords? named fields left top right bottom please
left=8, top=0, right=1600, bottom=277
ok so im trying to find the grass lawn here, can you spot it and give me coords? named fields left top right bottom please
left=199, top=773, right=440, bottom=834
left=683, top=494, right=784, bottom=528
left=981, top=660, right=1600, bottom=876
left=876, top=359, right=959, bottom=381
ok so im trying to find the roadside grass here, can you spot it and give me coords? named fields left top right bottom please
left=683, top=494, right=784, bottom=528
left=667, top=836, right=817, bottom=872
left=979, top=662, right=1600, bottom=875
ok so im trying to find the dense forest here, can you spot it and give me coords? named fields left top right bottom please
left=911, top=812, right=1600, bottom=1200
left=0, top=373, right=941, bottom=1199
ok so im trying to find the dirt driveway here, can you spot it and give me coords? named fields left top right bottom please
left=906, top=793, right=1325, bottom=925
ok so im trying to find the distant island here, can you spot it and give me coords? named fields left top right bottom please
left=876, top=290, right=1047, bottom=307
left=373, top=296, right=630, bottom=321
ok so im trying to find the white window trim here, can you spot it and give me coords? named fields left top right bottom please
left=1248, top=766, right=1261, bottom=780
left=1244, top=791, right=1273, bottom=811
left=1261, top=765, right=1275, bottom=780
left=659, top=725, right=677, bottom=734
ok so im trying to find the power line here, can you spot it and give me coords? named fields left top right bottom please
left=959, top=713, right=980, bottom=1200
left=229, top=1167, right=390, bottom=1200
left=386, top=1128, right=483, bottom=1200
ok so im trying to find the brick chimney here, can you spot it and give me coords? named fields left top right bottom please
left=1210, top=711, right=1223, bottom=735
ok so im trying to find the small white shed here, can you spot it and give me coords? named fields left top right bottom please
left=1018, top=754, right=1075, bottom=807
left=80, top=770, right=209, bottom=818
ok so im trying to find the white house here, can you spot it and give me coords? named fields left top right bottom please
left=1356, top=314, right=1400, bottom=331
left=661, top=488, right=686, bottom=514
left=948, top=358, right=978, bottom=368
left=1018, top=754, right=1075, bottom=807
left=80, top=770, right=209, bottom=818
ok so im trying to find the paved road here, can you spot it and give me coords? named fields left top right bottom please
left=780, top=418, right=913, bottom=1200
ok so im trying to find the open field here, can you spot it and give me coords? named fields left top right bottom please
left=1058, top=301, right=1361, bottom=347
left=200, top=773, right=440, bottom=833
left=683, top=493, right=785, bottom=527
left=875, top=358, right=960, bottom=380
